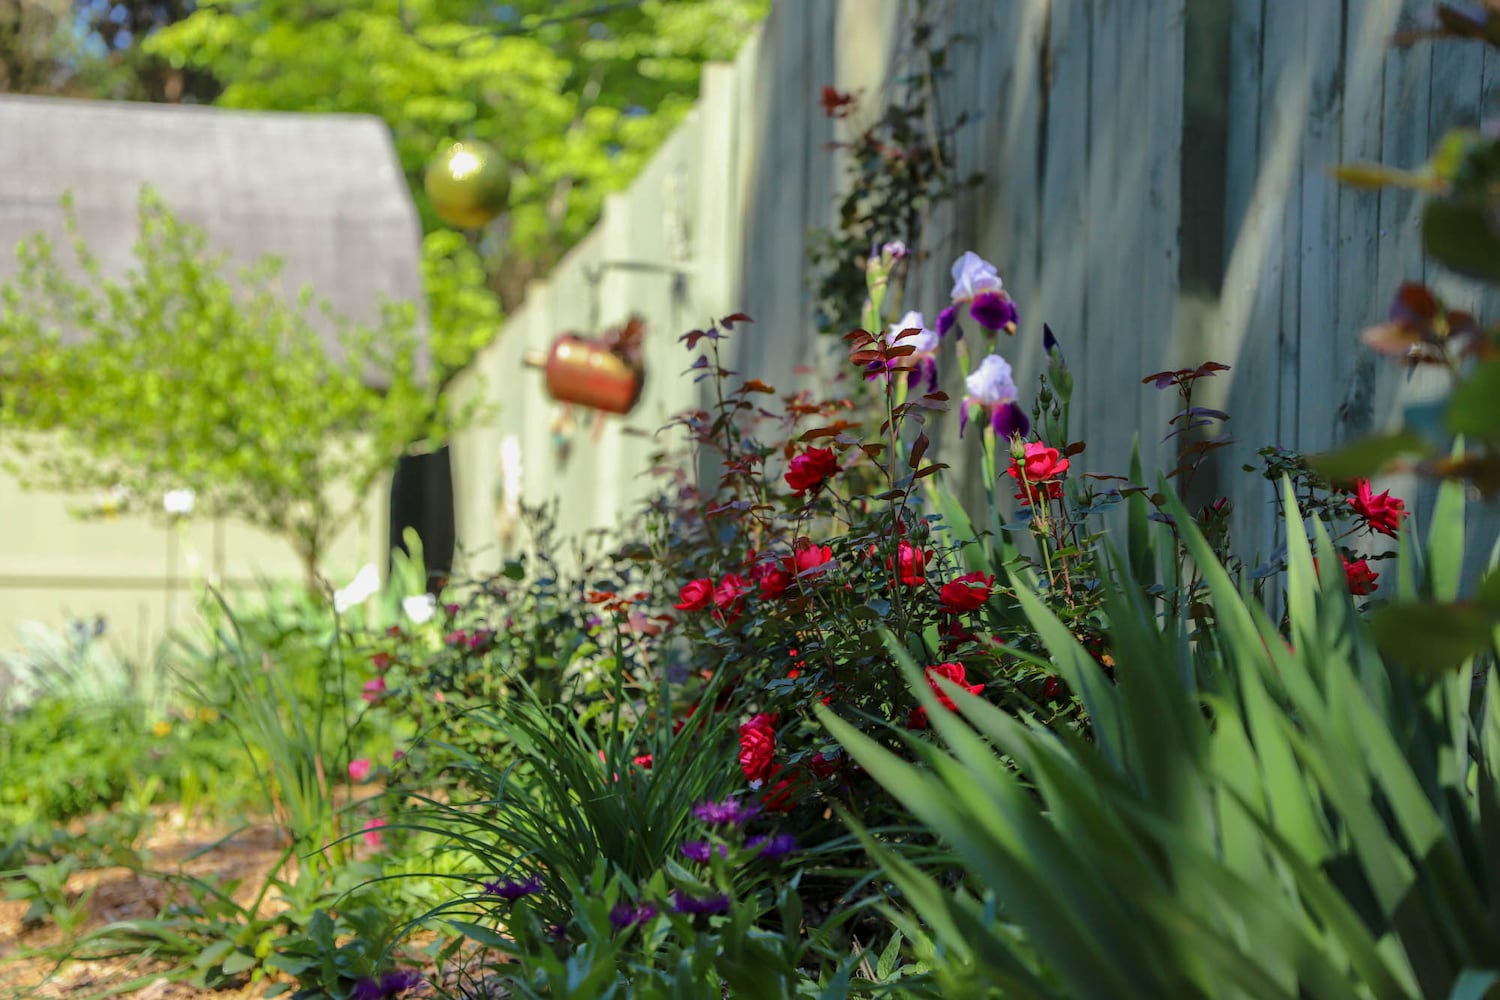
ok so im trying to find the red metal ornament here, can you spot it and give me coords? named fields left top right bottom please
left=525, top=317, right=646, bottom=415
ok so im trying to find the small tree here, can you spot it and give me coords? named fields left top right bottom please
left=0, top=189, right=441, bottom=586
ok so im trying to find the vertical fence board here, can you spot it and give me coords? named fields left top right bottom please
left=1035, top=0, right=1090, bottom=375
left=1139, top=0, right=1185, bottom=466
left=1080, top=0, right=1121, bottom=475
left=1333, top=0, right=1398, bottom=446
left=1294, top=2, right=1343, bottom=454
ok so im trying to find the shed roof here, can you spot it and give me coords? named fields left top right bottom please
left=0, top=93, right=426, bottom=362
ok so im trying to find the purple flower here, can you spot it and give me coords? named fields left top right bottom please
left=970, top=290, right=1019, bottom=334
left=483, top=874, right=543, bottom=900
left=609, top=902, right=658, bottom=930
left=693, top=798, right=759, bottom=827
left=936, top=305, right=959, bottom=339
left=881, top=240, right=909, bottom=260
left=886, top=311, right=939, bottom=354
left=1043, top=323, right=1060, bottom=356
left=680, top=840, right=728, bottom=863
left=671, top=890, right=732, bottom=916
left=351, top=970, right=423, bottom=1000
left=746, top=832, right=798, bottom=859
left=911, top=355, right=940, bottom=394
left=949, top=251, right=1004, bottom=300
left=965, top=354, right=1017, bottom=405
left=959, top=355, right=1030, bottom=440
left=990, top=401, right=1031, bottom=440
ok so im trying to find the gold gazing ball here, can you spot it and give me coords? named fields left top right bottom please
left=424, top=140, right=510, bottom=229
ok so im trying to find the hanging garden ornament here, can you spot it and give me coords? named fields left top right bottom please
left=423, top=139, right=510, bottom=229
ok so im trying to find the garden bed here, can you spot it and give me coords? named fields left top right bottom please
left=1, top=808, right=289, bottom=999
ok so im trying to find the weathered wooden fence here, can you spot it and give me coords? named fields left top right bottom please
left=450, top=0, right=1500, bottom=574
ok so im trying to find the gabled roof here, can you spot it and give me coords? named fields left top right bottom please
left=0, top=93, right=426, bottom=362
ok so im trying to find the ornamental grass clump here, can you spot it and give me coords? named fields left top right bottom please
left=824, top=473, right=1500, bottom=999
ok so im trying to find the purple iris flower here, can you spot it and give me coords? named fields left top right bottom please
left=949, top=251, right=1004, bottom=300
left=970, top=291, right=1019, bottom=334
left=936, top=305, right=958, bottom=339
left=960, top=354, right=1029, bottom=440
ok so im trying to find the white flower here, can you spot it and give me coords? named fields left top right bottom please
left=886, top=311, right=939, bottom=354
left=949, top=251, right=1004, bottom=301
left=333, top=563, right=381, bottom=614
left=964, top=354, right=1018, bottom=405
left=402, top=593, right=437, bottom=625
left=95, top=484, right=130, bottom=516
left=163, top=489, right=196, bottom=516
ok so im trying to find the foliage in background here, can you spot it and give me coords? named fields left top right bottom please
left=0, top=0, right=217, bottom=101
left=143, top=0, right=771, bottom=375
left=0, top=190, right=437, bottom=582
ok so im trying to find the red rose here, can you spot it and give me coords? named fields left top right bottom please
left=674, top=577, right=715, bottom=611
left=760, top=764, right=800, bottom=813
left=752, top=561, right=793, bottom=599
left=809, top=752, right=840, bottom=780
left=738, top=713, right=777, bottom=783
left=907, top=706, right=929, bottom=730
left=784, top=447, right=839, bottom=495
left=1342, top=556, right=1379, bottom=596
left=890, top=541, right=929, bottom=587
left=632, top=754, right=654, bottom=770
left=1012, top=481, right=1064, bottom=506
left=1010, top=442, right=1070, bottom=481
left=925, top=661, right=984, bottom=712
left=938, top=571, right=994, bottom=614
left=714, top=573, right=752, bottom=621
left=1008, top=442, right=1070, bottom=506
left=788, top=541, right=835, bottom=577
left=1347, top=479, right=1407, bottom=538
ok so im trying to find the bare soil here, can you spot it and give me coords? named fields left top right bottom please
left=0, top=809, right=292, bottom=999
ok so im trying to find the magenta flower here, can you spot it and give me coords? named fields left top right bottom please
left=361, top=677, right=387, bottom=703
left=960, top=354, right=1030, bottom=439
left=361, top=818, right=386, bottom=849
left=348, top=757, right=371, bottom=783
left=693, top=798, right=760, bottom=827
